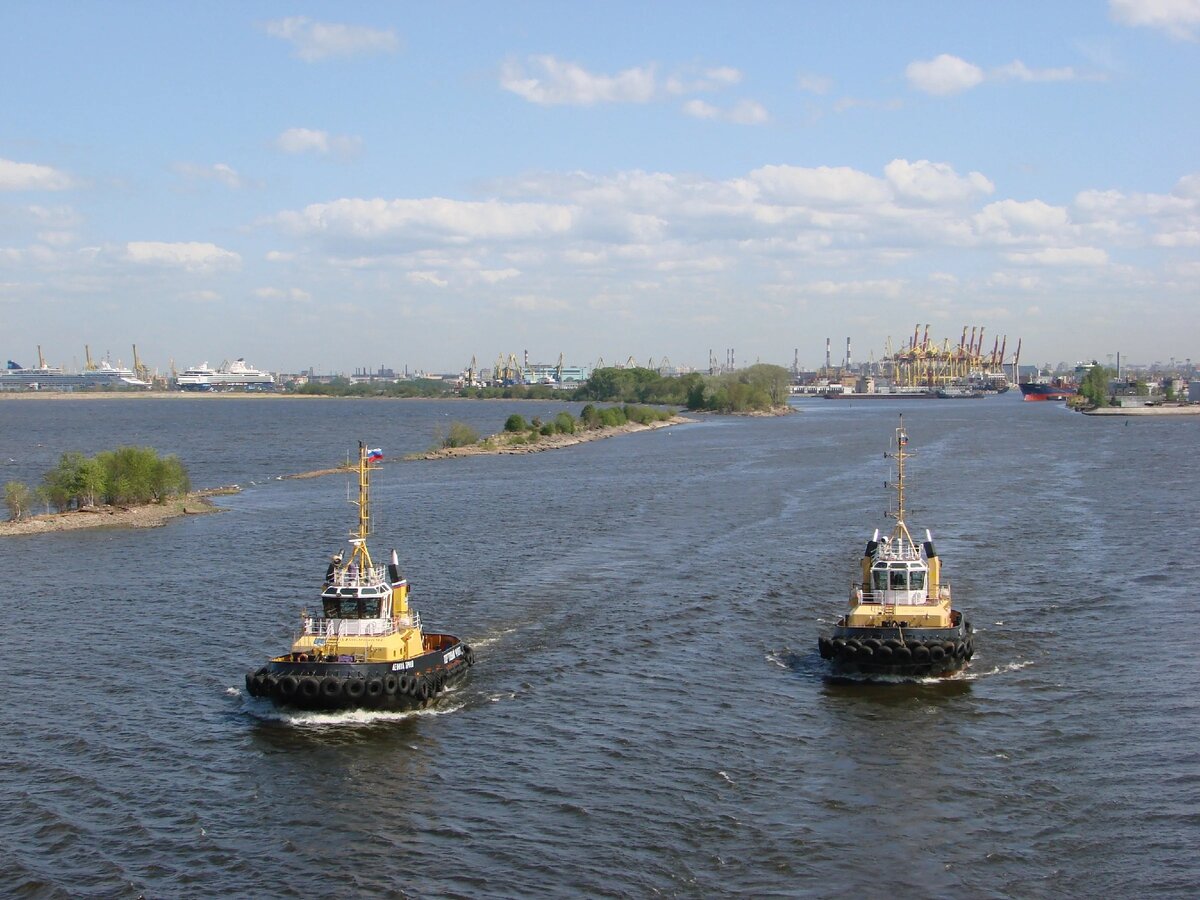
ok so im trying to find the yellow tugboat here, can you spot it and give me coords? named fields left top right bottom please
left=818, top=416, right=974, bottom=677
left=245, top=442, right=474, bottom=710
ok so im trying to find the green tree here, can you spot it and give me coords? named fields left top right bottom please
left=4, top=481, right=33, bottom=521
left=1079, top=365, right=1114, bottom=408
left=441, top=422, right=479, bottom=448
left=553, top=411, right=576, bottom=434
left=504, top=414, right=529, bottom=432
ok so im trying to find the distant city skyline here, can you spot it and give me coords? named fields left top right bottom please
left=2, top=2, right=1199, bottom=374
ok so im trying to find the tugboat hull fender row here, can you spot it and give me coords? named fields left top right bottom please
left=249, top=641, right=475, bottom=712
left=820, top=625, right=972, bottom=677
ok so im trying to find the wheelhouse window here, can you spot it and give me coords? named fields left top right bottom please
left=910, top=570, right=926, bottom=592
left=890, top=568, right=908, bottom=590
left=872, top=570, right=888, bottom=593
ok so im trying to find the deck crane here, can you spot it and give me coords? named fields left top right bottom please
left=84, top=345, right=97, bottom=371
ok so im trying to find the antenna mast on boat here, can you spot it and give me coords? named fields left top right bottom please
left=885, top=415, right=916, bottom=550
left=348, top=441, right=374, bottom=570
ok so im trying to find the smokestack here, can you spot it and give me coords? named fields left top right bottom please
left=846, top=337, right=852, bottom=370
left=825, top=338, right=831, bottom=371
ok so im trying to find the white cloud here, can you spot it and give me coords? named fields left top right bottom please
left=479, top=268, right=521, bottom=283
left=277, top=197, right=576, bottom=242
left=797, top=73, right=833, bottom=95
left=907, top=55, right=1081, bottom=96
left=905, top=54, right=985, bottom=95
left=508, top=295, right=569, bottom=311
left=174, top=162, right=243, bottom=189
left=683, top=99, right=719, bottom=120
left=264, top=17, right=399, bottom=61
left=407, top=271, right=448, bottom=288
left=0, top=158, right=73, bottom=191
left=1005, top=247, right=1110, bottom=266
left=124, top=241, right=241, bottom=271
left=1110, top=0, right=1200, bottom=40
left=276, top=127, right=362, bottom=157
left=255, top=286, right=312, bottom=301
left=500, top=56, right=657, bottom=105
left=885, top=159, right=994, bottom=204
left=750, top=164, right=891, bottom=207
left=265, top=250, right=296, bottom=262
left=992, top=60, right=1079, bottom=83
left=682, top=98, right=766, bottom=124
left=666, top=66, right=742, bottom=94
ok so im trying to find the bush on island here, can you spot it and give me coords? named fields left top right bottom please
left=504, top=414, right=528, bottom=432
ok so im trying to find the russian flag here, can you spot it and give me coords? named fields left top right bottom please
left=367, top=447, right=384, bottom=463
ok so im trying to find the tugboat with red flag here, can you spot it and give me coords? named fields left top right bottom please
left=818, top=417, right=974, bottom=678
left=245, top=442, right=474, bottom=710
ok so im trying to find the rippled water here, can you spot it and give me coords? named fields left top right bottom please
left=1, top=395, right=1198, bottom=897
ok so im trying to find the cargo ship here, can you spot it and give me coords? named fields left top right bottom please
left=1019, top=381, right=1076, bottom=401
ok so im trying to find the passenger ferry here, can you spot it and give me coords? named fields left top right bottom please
left=245, top=442, right=473, bottom=710
left=818, top=417, right=974, bottom=677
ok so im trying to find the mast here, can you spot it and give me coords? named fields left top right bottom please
left=351, top=441, right=374, bottom=570
left=886, top=415, right=916, bottom=551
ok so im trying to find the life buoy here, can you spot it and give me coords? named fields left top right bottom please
left=345, top=678, right=366, bottom=700
left=299, top=676, right=320, bottom=699
left=366, top=678, right=384, bottom=698
left=320, top=676, right=342, bottom=699
left=383, top=674, right=399, bottom=695
left=279, top=675, right=299, bottom=697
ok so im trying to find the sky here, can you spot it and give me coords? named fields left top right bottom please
left=2, top=1, right=1199, bottom=375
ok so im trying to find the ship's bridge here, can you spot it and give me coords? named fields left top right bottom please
left=870, top=559, right=928, bottom=604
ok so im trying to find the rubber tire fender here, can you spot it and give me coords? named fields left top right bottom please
left=366, top=678, right=384, bottom=698
left=418, top=679, right=431, bottom=701
left=245, top=672, right=259, bottom=697
left=299, top=676, right=321, bottom=700
left=400, top=674, right=416, bottom=695
left=383, top=674, right=399, bottom=695
left=279, top=675, right=299, bottom=697
left=912, top=644, right=931, bottom=662
left=344, top=678, right=366, bottom=700
left=929, top=644, right=946, bottom=662
left=320, top=676, right=342, bottom=699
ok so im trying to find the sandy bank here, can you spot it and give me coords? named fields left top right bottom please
left=0, top=487, right=238, bottom=537
left=410, top=414, right=696, bottom=460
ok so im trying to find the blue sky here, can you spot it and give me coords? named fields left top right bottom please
left=2, top=1, right=1199, bottom=375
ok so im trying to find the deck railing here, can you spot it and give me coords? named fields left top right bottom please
left=325, top=564, right=389, bottom=588
left=300, top=611, right=421, bottom=639
left=851, top=581, right=951, bottom=605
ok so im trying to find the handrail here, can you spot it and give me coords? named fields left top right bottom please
left=300, top=611, right=422, bottom=638
left=850, top=582, right=951, bottom=605
left=324, top=564, right=388, bottom=588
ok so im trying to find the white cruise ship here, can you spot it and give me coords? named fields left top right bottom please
left=176, top=358, right=274, bottom=391
left=1, top=356, right=150, bottom=391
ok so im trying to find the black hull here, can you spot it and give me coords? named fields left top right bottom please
left=818, top=624, right=973, bottom=679
left=245, top=639, right=474, bottom=712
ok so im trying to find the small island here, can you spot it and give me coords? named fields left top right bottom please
left=1, top=446, right=232, bottom=537
left=411, top=404, right=693, bottom=460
